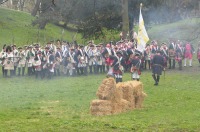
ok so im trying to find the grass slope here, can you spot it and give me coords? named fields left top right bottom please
left=0, top=7, right=83, bottom=47
left=0, top=67, right=200, bottom=131
left=148, top=18, right=200, bottom=45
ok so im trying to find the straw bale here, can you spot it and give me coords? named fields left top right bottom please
left=116, top=82, right=135, bottom=109
left=111, top=99, right=130, bottom=114
left=110, top=86, right=123, bottom=103
left=90, top=100, right=111, bottom=106
left=135, top=92, right=147, bottom=108
left=96, top=78, right=116, bottom=100
left=90, top=105, right=112, bottom=112
left=90, top=100, right=112, bottom=115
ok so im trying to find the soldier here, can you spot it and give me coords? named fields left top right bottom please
left=168, top=41, right=177, bottom=69
left=197, top=43, right=200, bottom=67
left=110, top=51, right=125, bottom=83
left=96, top=45, right=103, bottom=74
left=17, top=47, right=26, bottom=76
left=54, top=47, right=62, bottom=76
left=67, top=48, right=76, bottom=76
left=3, top=46, right=14, bottom=78
left=184, top=42, right=194, bottom=67
left=130, top=53, right=141, bottom=81
left=144, top=44, right=151, bottom=70
left=12, top=44, right=18, bottom=76
left=33, top=52, right=42, bottom=79
left=152, top=50, right=165, bottom=86
left=102, top=43, right=114, bottom=72
left=175, top=43, right=184, bottom=70
left=160, top=43, right=168, bottom=68
left=47, top=50, right=55, bottom=79
left=0, top=44, right=7, bottom=77
left=41, top=47, right=49, bottom=79
left=88, top=44, right=98, bottom=74
left=77, top=45, right=88, bottom=76
left=26, top=45, right=35, bottom=76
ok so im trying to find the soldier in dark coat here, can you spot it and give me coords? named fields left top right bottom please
left=152, top=50, right=164, bottom=86
left=110, top=51, right=125, bottom=83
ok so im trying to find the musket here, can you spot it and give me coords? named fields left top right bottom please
left=61, top=29, right=64, bottom=43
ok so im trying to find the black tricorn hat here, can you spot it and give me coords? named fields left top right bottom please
left=3, top=44, right=6, bottom=49
left=116, top=51, right=123, bottom=55
left=6, top=45, right=12, bottom=52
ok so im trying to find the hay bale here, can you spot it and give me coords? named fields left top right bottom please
left=111, top=99, right=130, bottom=114
left=135, top=92, right=147, bottom=108
left=90, top=100, right=112, bottom=115
left=117, top=82, right=135, bottom=109
left=96, top=78, right=116, bottom=100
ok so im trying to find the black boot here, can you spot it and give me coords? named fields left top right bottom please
left=157, top=75, right=160, bottom=84
left=89, top=66, right=92, bottom=74
left=22, top=67, right=25, bottom=76
left=76, top=67, right=80, bottom=75
left=18, top=68, right=21, bottom=76
left=2, top=67, right=5, bottom=77
left=116, top=78, right=120, bottom=83
left=172, top=60, right=175, bottom=69
left=168, top=59, right=171, bottom=69
left=102, top=65, right=105, bottom=73
left=152, top=74, right=158, bottom=85
left=79, top=67, right=83, bottom=75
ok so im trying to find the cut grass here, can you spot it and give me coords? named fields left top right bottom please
left=0, top=67, right=200, bottom=131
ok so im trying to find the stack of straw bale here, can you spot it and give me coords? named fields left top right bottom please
left=90, top=78, right=147, bottom=116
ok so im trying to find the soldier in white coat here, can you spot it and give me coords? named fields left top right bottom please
left=17, top=47, right=26, bottom=76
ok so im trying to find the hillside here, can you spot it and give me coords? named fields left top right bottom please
left=1, top=7, right=200, bottom=48
left=148, top=18, right=200, bottom=46
left=0, top=7, right=83, bottom=47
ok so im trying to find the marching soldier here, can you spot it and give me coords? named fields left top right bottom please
left=102, top=43, right=114, bottom=72
left=175, top=43, right=184, bottom=70
left=96, top=45, right=103, bottom=74
left=160, top=43, right=168, bottom=68
left=184, top=42, right=194, bottom=67
left=67, top=48, right=76, bottom=76
left=33, top=52, right=42, bottom=79
left=41, top=47, right=49, bottom=79
left=130, top=53, right=141, bottom=81
left=144, top=44, right=151, bottom=70
left=0, top=44, right=7, bottom=77
left=110, top=51, right=125, bottom=83
left=77, top=45, right=88, bottom=76
left=54, top=47, right=62, bottom=76
left=197, top=43, right=200, bottom=67
left=152, top=50, right=165, bottom=86
left=26, top=45, right=35, bottom=76
left=88, top=44, right=98, bottom=74
left=3, top=46, right=14, bottom=78
left=168, top=41, right=177, bottom=69
left=12, top=45, right=18, bottom=76
left=17, top=47, right=26, bottom=76
left=47, top=50, right=55, bottom=79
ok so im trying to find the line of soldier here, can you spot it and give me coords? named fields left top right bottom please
left=0, top=39, right=198, bottom=83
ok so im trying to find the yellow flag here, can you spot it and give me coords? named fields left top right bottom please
left=137, top=4, right=149, bottom=52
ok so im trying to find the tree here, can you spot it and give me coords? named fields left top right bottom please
left=121, top=0, right=129, bottom=39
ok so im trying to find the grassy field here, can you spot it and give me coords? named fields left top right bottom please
left=1, top=7, right=200, bottom=131
left=0, top=65, right=200, bottom=131
left=0, top=7, right=85, bottom=46
left=0, top=7, right=120, bottom=47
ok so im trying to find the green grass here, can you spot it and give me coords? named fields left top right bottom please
left=148, top=18, right=200, bottom=45
left=1, top=7, right=200, bottom=131
left=0, top=7, right=120, bottom=47
left=0, top=66, right=200, bottom=131
left=0, top=7, right=83, bottom=47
